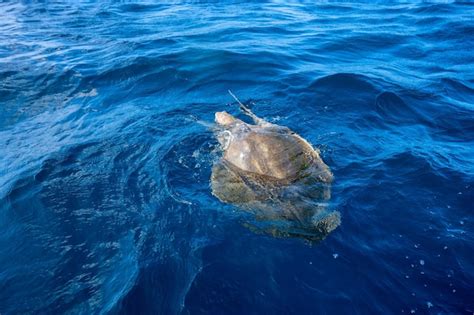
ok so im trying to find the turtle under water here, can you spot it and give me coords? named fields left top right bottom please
left=210, top=92, right=340, bottom=242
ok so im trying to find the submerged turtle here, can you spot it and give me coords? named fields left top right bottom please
left=211, top=92, right=340, bottom=242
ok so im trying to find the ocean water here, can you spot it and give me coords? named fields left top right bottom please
left=1, top=2, right=473, bottom=314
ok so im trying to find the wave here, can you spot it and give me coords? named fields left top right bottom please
left=1, top=1, right=474, bottom=313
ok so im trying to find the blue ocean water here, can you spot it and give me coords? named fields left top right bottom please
left=1, top=2, right=473, bottom=314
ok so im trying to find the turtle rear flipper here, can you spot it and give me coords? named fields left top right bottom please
left=311, top=210, right=341, bottom=234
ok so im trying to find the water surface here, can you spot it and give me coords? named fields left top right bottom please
left=1, top=2, right=473, bottom=314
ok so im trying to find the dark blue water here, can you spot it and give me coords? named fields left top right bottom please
left=1, top=2, right=473, bottom=314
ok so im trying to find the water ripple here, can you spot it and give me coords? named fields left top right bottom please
left=1, top=2, right=473, bottom=314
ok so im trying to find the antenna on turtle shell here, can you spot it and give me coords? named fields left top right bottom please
left=228, top=89, right=253, bottom=116
left=228, top=89, right=270, bottom=126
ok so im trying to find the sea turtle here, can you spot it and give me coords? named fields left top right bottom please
left=210, top=92, right=340, bottom=242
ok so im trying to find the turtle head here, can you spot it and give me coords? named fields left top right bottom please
left=215, top=111, right=237, bottom=127
left=214, top=111, right=237, bottom=149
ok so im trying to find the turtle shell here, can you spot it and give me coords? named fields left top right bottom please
left=210, top=117, right=338, bottom=242
left=221, top=124, right=332, bottom=183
